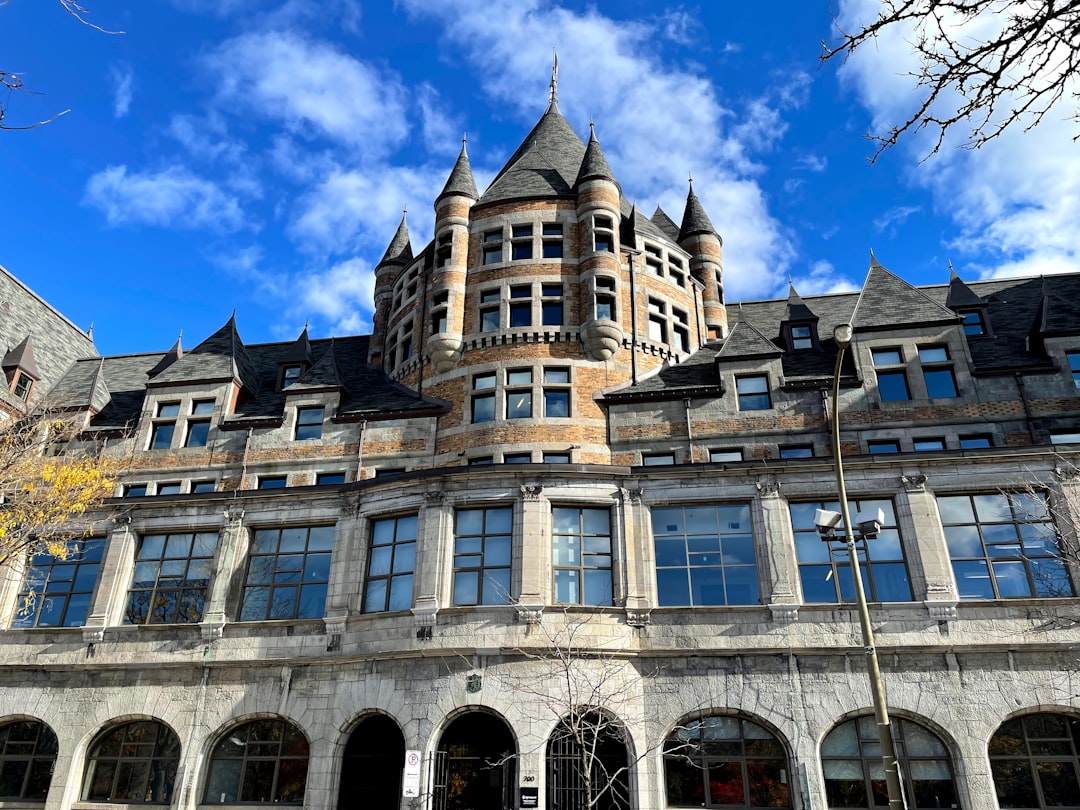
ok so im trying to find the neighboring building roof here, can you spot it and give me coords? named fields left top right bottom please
left=479, top=102, right=588, bottom=205
left=438, top=139, right=480, bottom=202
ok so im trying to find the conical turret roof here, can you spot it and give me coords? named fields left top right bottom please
left=379, top=213, right=414, bottom=266
left=678, top=181, right=718, bottom=242
left=437, top=139, right=479, bottom=203
left=479, top=103, right=587, bottom=205
left=574, top=125, right=617, bottom=189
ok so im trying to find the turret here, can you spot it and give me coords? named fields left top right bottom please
left=427, top=138, right=478, bottom=373
left=678, top=180, right=727, bottom=339
left=368, top=213, right=413, bottom=368
left=575, top=124, right=624, bottom=361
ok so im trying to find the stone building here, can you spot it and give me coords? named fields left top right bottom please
left=2, top=82, right=1080, bottom=810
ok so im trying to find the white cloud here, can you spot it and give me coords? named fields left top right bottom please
left=790, top=259, right=859, bottom=296
left=417, top=83, right=462, bottom=158
left=795, top=154, right=827, bottom=172
left=400, top=0, right=799, bottom=299
left=874, top=204, right=920, bottom=234
left=293, top=258, right=375, bottom=334
left=206, top=31, right=409, bottom=156
left=83, top=165, right=246, bottom=231
left=109, top=63, right=133, bottom=118
left=835, top=0, right=1080, bottom=280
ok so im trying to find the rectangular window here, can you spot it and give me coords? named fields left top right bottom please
left=541, top=284, right=563, bottom=326
left=779, top=445, right=813, bottom=459
left=281, top=365, right=303, bottom=388
left=150, top=402, right=180, bottom=450
left=258, top=476, right=288, bottom=489
left=961, top=310, right=985, bottom=335
left=543, top=367, right=571, bottom=418
left=914, top=438, right=946, bottom=452
left=673, top=308, right=689, bottom=352
left=543, top=452, right=571, bottom=464
left=790, top=499, right=912, bottom=603
left=453, top=507, right=512, bottom=605
left=938, top=493, right=1073, bottom=599
left=191, top=481, right=217, bottom=493
left=871, top=348, right=903, bottom=366
left=124, top=484, right=148, bottom=497
left=709, top=449, right=743, bottom=463
left=918, top=346, right=949, bottom=363
left=504, top=453, right=532, bottom=464
left=593, top=216, right=614, bottom=253
left=472, top=373, right=496, bottom=424
left=595, top=277, right=616, bottom=321
left=960, top=435, right=992, bottom=449
left=125, top=531, right=217, bottom=624
left=156, top=482, right=182, bottom=496
left=295, top=407, right=324, bottom=440
left=239, top=525, right=334, bottom=621
left=924, top=367, right=958, bottom=398
left=867, top=440, right=901, bottom=454
left=876, top=371, right=911, bottom=402
left=1065, top=351, right=1080, bottom=388
left=736, top=375, right=771, bottom=411
left=643, top=453, right=675, bottom=466
left=482, top=229, right=502, bottom=265
left=542, top=223, right=563, bottom=258
left=480, top=306, right=500, bottom=332
left=1051, top=431, right=1080, bottom=445
left=652, top=504, right=759, bottom=606
left=509, top=303, right=531, bottom=328
left=191, top=400, right=215, bottom=416
left=469, top=457, right=494, bottom=466
left=552, top=506, right=612, bottom=605
left=316, top=472, right=346, bottom=485
left=647, top=298, right=668, bottom=343
left=363, top=515, right=417, bottom=613
left=185, top=420, right=210, bottom=448
left=506, top=369, right=532, bottom=419
left=14, top=537, right=105, bottom=628
left=511, top=224, right=533, bottom=260
left=12, top=372, right=33, bottom=400
left=790, top=325, right=814, bottom=350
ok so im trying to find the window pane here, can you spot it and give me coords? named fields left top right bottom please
left=924, top=368, right=958, bottom=398
left=877, top=371, right=910, bottom=401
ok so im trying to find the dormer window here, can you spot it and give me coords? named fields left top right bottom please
left=11, top=371, right=33, bottom=401
left=282, top=365, right=303, bottom=389
left=959, top=310, right=986, bottom=336
left=787, top=324, right=815, bottom=351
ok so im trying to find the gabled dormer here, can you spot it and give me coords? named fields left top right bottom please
left=2, top=335, right=41, bottom=402
left=781, top=284, right=820, bottom=351
left=279, top=327, right=314, bottom=390
left=945, top=269, right=991, bottom=336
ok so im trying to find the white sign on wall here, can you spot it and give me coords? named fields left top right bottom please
left=402, top=750, right=422, bottom=797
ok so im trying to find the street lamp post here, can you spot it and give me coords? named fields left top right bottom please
left=829, top=323, right=907, bottom=810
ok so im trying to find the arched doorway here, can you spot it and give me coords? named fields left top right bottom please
left=546, top=711, right=630, bottom=810
left=337, top=714, right=405, bottom=810
left=434, top=712, right=515, bottom=810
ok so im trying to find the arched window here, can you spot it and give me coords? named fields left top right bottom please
left=546, top=711, right=630, bottom=810
left=204, top=718, right=308, bottom=805
left=821, top=716, right=956, bottom=809
left=82, top=720, right=180, bottom=804
left=663, top=715, right=791, bottom=808
left=989, top=712, right=1080, bottom=808
left=0, top=720, right=58, bottom=801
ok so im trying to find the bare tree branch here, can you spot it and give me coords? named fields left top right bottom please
left=822, top=0, right=1080, bottom=161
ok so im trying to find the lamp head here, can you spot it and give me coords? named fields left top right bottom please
left=814, top=508, right=842, bottom=539
left=855, top=508, right=885, bottom=539
left=833, top=323, right=853, bottom=348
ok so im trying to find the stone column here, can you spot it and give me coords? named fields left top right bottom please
left=897, top=473, right=958, bottom=619
left=619, top=485, right=653, bottom=626
left=200, top=503, right=247, bottom=639
left=81, top=515, right=136, bottom=641
left=756, top=478, right=800, bottom=622
left=323, top=497, right=364, bottom=639
left=412, top=490, right=452, bottom=632
left=515, top=484, right=548, bottom=624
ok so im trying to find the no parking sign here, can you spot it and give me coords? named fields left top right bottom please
left=403, top=750, right=422, bottom=797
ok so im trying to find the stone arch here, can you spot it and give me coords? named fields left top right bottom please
left=546, top=707, right=632, bottom=810
left=81, top=716, right=182, bottom=804
left=433, top=706, right=517, bottom=810
left=661, top=709, right=794, bottom=809
left=819, top=710, right=959, bottom=809
left=0, top=715, right=59, bottom=802
left=335, top=711, right=406, bottom=810
left=201, top=714, right=310, bottom=805
left=988, top=707, right=1080, bottom=808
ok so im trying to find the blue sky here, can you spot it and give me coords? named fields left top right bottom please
left=4, top=0, right=1078, bottom=356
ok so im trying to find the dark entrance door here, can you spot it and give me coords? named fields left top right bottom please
left=433, top=712, right=516, bottom=810
left=337, top=714, right=405, bottom=810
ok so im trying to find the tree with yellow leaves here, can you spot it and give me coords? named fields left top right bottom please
left=0, top=411, right=118, bottom=569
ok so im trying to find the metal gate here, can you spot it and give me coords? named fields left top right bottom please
left=432, top=749, right=449, bottom=810
left=546, top=727, right=630, bottom=810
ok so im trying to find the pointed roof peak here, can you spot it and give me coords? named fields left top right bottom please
left=851, top=255, right=960, bottom=330
left=785, top=284, right=817, bottom=322
left=945, top=267, right=986, bottom=308
left=438, top=136, right=480, bottom=203
left=151, top=315, right=258, bottom=391
left=147, top=335, right=184, bottom=378
left=2, top=334, right=40, bottom=378
left=548, top=47, right=559, bottom=109
left=282, top=325, right=314, bottom=366
left=379, top=212, right=414, bottom=265
left=869, top=248, right=882, bottom=268
left=575, top=122, right=617, bottom=189
left=678, top=179, right=718, bottom=242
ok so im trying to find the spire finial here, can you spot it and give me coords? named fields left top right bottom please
left=550, top=47, right=558, bottom=105
left=589, top=118, right=595, bottom=136
left=303, top=318, right=309, bottom=331
left=462, top=132, right=467, bottom=149
left=178, top=329, right=183, bottom=341
left=948, top=258, right=954, bottom=272
left=688, top=172, right=694, bottom=190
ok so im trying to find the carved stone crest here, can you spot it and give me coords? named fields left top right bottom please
left=520, top=484, right=544, bottom=501
left=901, top=473, right=928, bottom=492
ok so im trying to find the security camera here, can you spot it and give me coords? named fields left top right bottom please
left=814, top=508, right=842, bottom=538
left=855, top=508, right=884, bottom=539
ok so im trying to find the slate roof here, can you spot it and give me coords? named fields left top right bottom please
left=574, top=126, right=617, bottom=189
left=945, top=271, right=984, bottom=308
left=285, top=339, right=345, bottom=393
left=650, top=207, right=680, bottom=242
left=281, top=328, right=314, bottom=366
left=678, top=183, right=719, bottom=242
left=2, top=335, right=41, bottom=378
left=437, top=141, right=480, bottom=203
left=716, top=321, right=783, bottom=360
left=784, top=285, right=817, bottom=322
left=479, top=102, right=588, bottom=205
left=380, top=215, right=414, bottom=266
left=850, top=257, right=959, bottom=331
left=48, top=352, right=163, bottom=431
left=147, top=337, right=183, bottom=377
left=150, top=315, right=259, bottom=392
